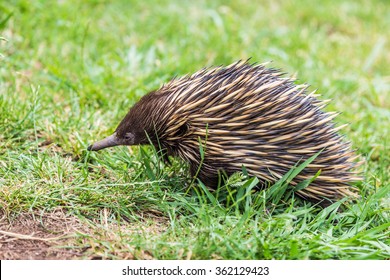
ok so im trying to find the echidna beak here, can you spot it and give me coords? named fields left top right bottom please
left=87, top=134, right=119, bottom=151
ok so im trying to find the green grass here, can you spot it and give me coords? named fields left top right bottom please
left=0, top=0, right=389, bottom=259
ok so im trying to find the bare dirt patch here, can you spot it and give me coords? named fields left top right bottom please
left=0, top=209, right=88, bottom=259
left=0, top=209, right=168, bottom=260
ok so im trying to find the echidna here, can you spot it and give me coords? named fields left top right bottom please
left=88, top=61, right=361, bottom=202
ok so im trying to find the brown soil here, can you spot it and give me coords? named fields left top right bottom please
left=0, top=209, right=88, bottom=259
left=0, top=209, right=168, bottom=260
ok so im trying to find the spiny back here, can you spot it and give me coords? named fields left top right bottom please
left=117, top=61, right=361, bottom=202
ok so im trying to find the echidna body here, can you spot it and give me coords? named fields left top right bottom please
left=89, top=61, right=361, bottom=202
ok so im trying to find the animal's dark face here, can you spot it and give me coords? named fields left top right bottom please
left=115, top=108, right=150, bottom=146
left=88, top=90, right=160, bottom=151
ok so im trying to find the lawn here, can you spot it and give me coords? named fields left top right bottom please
left=0, top=0, right=389, bottom=259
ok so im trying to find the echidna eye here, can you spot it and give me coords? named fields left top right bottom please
left=124, top=132, right=134, bottom=141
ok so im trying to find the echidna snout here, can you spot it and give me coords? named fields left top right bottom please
left=88, top=61, right=362, bottom=202
left=88, top=132, right=135, bottom=151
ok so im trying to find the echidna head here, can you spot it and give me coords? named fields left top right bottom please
left=88, top=93, right=158, bottom=151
